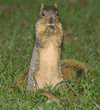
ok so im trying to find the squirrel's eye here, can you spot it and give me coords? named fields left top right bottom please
left=42, top=12, right=45, bottom=16
left=57, top=13, right=59, bottom=16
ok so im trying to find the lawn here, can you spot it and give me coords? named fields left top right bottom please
left=0, top=0, right=100, bottom=109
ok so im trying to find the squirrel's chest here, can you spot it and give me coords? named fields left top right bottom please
left=40, top=42, right=58, bottom=65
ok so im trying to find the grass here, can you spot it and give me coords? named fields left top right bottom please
left=0, top=0, right=100, bottom=109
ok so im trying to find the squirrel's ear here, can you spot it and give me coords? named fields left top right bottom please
left=41, top=3, right=44, bottom=9
left=54, top=3, right=57, bottom=8
left=40, top=3, right=44, bottom=15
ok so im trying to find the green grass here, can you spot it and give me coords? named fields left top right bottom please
left=0, top=0, right=100, bottom=109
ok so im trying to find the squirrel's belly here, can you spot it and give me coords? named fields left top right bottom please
left=38, top=42, right=59, bottom=78
left=40, top=42, right=58, bottom=71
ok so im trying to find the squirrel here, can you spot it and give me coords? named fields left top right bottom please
left=26, top=3, right=64, bottom=91
left=16, top=3, right=91, bottom=103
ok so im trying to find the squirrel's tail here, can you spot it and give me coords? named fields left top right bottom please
left=61, top=59, right=91, bottom=80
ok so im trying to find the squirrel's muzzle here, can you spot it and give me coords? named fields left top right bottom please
left=47, top=17, right=55, bottom=29
left=49, top=17, right=53, bottom=24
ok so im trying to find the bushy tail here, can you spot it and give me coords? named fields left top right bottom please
left=61, top=59, right=91, bottom=80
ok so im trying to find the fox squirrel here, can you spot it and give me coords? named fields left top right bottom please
left=27, top=3, right=64, bottom=91
left=16, top=3, right=90, bottom=103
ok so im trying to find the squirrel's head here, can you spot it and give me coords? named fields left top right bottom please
left=39, top=3, right=61, bottom=29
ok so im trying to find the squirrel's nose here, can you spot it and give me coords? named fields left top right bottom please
left=49, top=17, right=53, bottom=24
